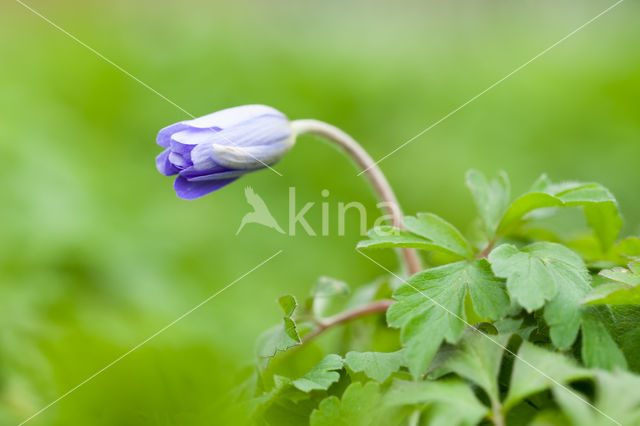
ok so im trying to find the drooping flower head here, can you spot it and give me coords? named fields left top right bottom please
left=156, top=105, right=294, bottom=199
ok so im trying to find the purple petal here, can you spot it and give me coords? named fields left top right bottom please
left=185, top=105, right=285, bottom=130
left=173, top=176, right=239, bottom=200
left=156, top=122, right=190, bottom=147
left=155, top=150, right=180, bottom=176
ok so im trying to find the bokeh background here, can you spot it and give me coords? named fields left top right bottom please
left=1, top=0, right=639, bottom=424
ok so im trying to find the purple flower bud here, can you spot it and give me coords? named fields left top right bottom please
left=155, top=105, right=293, bottom=200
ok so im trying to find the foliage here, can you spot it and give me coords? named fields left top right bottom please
left=241, top=171, right=640, bottom=425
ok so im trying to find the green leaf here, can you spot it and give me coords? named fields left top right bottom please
left=310, top=382, right=381, bottom=426
left=255, top=295, right=301, bottom=360
left=489, top=242, right=572, bottom=312
left=357, top=224, right=468, bottom=259
left=522, top=246, right=629, bottom=370
left=609, top=306, right=640, bottom=372
left=466, top=169, right=511, bottom=236
left=402, top=213, right=473, bottom=258
left=600, top=262, right=640, bottom=286
left=504, top=341, right=592, bottom=411
left=278, top=294, right=297, bottom=317
left=580, top=307, right=628, bottom=371
left=552, top=370, right=640, bottom=426
left=437, top=331, right=510, bottom=404
left=344, top=350, right=405, bottom=382
left=496, top=177, right=622, bottom=251
left=387, top=259, right=509, bottom=376
left=292, top=354, right=344, bottom=393
left=582, top=284, right=640, bottom=305
left=384, top=378, right=488, bottom=425
left=497, top=192, right=563, bottom=235
left=309, top=277, right=350, bottom=318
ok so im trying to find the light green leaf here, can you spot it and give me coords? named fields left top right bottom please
left=278, top=294, right=297, bottom=317
left=466, top=169, right=510, bottom=236
left=310, top=382, right=381, bottom=426
left=403, top=213, right=473, bottom=258
left=582, top=284, right=640, bottom=305
left=489, top=242, right=570, bottom=312
left=497, top=192, right=563, bottom=235
left=504, top=341, right=592, bottom=411
left=310, top=277, right=350, bottom=318
left=292, top=354, right=343, bottom=393
left=496, top=177, right=622, bottom=251
left=344, top=350, right=405, bottom=382
left=387, top=259, right=509, bottom=376
left=384, top=378, right=488, bottom=425
left=357, top=225, right=468, bottom=259
left=256, top=295, right=301, bottom=360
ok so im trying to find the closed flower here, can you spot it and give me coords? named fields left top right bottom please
left=156, top=105, right=293, bottom=199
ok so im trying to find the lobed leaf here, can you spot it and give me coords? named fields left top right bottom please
left=310, top=382, right=381, bottom=426
left=344, top=350, right=405, bottom=382
left=292, top=354, right=344, bottom=393
left=387, top=259, right=509, bottom=376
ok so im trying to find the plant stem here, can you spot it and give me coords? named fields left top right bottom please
left=491, top=400, right=505, bottom=426
left=291, top=119, right=422, bottom=275
left=302, top=299, right=394, bottom=344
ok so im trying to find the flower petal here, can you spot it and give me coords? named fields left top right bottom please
left=156, top=122, right=190, bottom=147
left=185, top=105, right=284, bottom=130
left=173, top=175, right=239, bottom=200
left=155, top=150, right=180, bottom=176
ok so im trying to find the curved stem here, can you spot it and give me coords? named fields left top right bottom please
left=291, top=119, right=422, bottom=275
left=302, top=299, right=394, bottom=344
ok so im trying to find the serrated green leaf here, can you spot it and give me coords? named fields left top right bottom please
left=292, top=354, right=343, bottom=392
left=489, top=242, right=569, bottom=312
left=438, top=331, right=510, bottom=404
left=310, top=382, right=381, bottom=426
left=504, top=342, right=592, bottom=411
left=256, top=295, right=301, bottom=360
left=466, top=169, right=511, bottom=236
left=387, top=259, right=509, bottom=376
left=552, top=370, right=640, bottom=426
left=384, top=378, right=488, bottom=425
left=403, top=213, right=473, bottom=258
left=344, top=350, right=405, bottom=382
left=278, top=294, right=297, bottom=317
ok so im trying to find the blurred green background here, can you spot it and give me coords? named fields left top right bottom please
left=1, top=0, right=639, bottom=424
